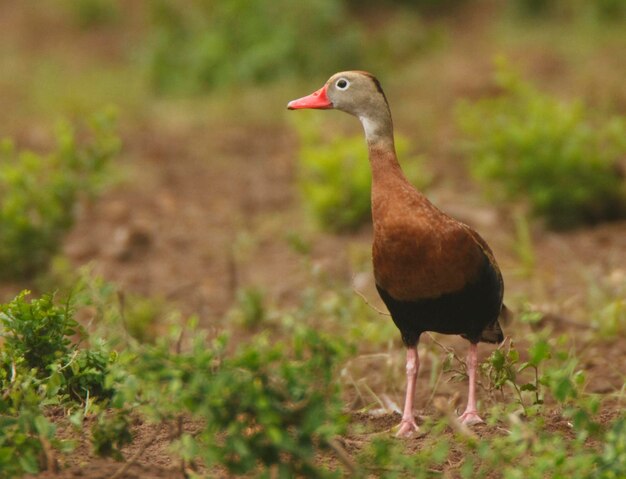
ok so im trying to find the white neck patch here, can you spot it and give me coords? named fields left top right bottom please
left=359, top=116, right=379, bottom=142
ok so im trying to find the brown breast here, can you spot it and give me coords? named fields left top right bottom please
left=371, top=182, right=486, bottom=301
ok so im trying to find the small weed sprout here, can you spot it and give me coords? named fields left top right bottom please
left=91, top=409, right=133, bottom=461
left=233, top=286, right=266, bottom=330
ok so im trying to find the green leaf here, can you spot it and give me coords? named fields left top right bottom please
left=34, top=415, right=55, bottom=438
left=529, top=340, right=551, bottom=367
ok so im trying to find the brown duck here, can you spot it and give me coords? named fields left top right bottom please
left=288, top=71, right=507, bottom=437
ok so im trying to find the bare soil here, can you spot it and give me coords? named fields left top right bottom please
left=2, top=2, right=625, bottom=477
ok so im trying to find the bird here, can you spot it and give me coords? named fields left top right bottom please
left=288, top=71, right=508, bottom=437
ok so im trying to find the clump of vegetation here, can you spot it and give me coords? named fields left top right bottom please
left=0, top=282, right=352, bottom=476
left=62, top=0, right=120, bottom=28
left=1, top=279, right=626, bottom=477
left=457, top=61, right=626, bottom=229
left=232, top=286, right=266, bottom=330
left=91, top=409, right=133, bottom=461
left=148, top=0, right=363, bottom=94
left=0, top=291, right=115, bottom=402
left=295, top=117, right=431, bottom=232
left=0, top=111, right=120, bottom=279
left=509, top=0, right=626, bottom=22
left=112, top=320, right=349, bottom=477
left=0, top=290, right=118, bottom=476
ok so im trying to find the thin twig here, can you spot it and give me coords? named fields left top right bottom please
left=59, top=350, right=80, bottom=371
left=327, top=437, right=358, bottom=475
left=426, top=333, right=466, bottom=368
left=352, top=286, right=390, bottom=316
left=359, top=379, right=387, bottom=411
left=39, top=434, right=58, bottom=473
left=108, top=433, right=159, bottom=479
left=425, top=360, right=444, bottom=410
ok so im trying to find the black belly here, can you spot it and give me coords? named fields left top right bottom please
left=376, top=256, right=503, bottom=346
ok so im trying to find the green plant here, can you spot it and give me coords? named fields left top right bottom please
left=348, top=0, right=468, bottom=16
left=148, top=0, right=363, bottom=94
left=233, top=286, right=266, bottom=330
left=357, top=429, right=450, bottom=478
left=509, top=0, right=626, bottom=22
left=0, top=383, right=68, bottom=476
left=598, top=418, right=626, bottom=477
left=118, top=324, right=349, bottom=477
left=63, top=0, right=120, bottom=28
left=0, top=291, right=80, bottom=375
left=457, top=60, right=626, bottom=229
left=295, top=117, right=431, bottom=232
left=0, top=111, right=120, bottom=279
left=512, top=212, right=536, bottom=277
left=0, top=290, right=116, bottom=402
left=0, top=357, right=76, bottom=476
left=587, top=270, right=626, bottom=338
left=120, top=293, right=165, bottom=344
left=91, top=409, right=133, bottom=460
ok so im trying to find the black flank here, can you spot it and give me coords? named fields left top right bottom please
left=376, top=255, right=504, bottom=347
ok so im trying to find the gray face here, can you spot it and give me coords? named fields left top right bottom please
left=325, top=71, right=388, bottom=119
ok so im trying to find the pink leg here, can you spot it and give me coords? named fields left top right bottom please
left=396, top=346, right=419, bottom=437
left=458, top=342, right=484, bottom=425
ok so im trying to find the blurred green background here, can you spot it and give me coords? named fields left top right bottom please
left=1, top=0, right=626, bottom=311
left=2, top=0, right=626, bottom=314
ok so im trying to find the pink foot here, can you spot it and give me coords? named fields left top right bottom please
left=395, top=418, right=419, bottom=438
left=458, top=410, right=484, bottom=426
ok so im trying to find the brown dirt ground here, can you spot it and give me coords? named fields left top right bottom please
left=2, top=2, right=625, bottom=477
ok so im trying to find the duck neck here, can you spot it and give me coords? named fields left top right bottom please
left=359, top=112, right=405, bottom=185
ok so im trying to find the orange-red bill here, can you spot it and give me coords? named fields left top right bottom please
left=287, top=86, right=332, bottom=110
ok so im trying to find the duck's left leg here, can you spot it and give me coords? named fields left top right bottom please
left=458, top=342, right=484, bottom=425
left=396, top=345, right=419, bottom=437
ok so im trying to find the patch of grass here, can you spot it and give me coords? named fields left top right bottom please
left=231, top=286, right=266, bottom=330
left=62, top=0, right=121, bottom=28
left=1, top=277, right=626, bottom=477
left=509, top=0, right=626, bottom=22
left=0, top=111, right=120, bottom=279
left=0, top=289, right=119, bottom=476
left=147, top=0, right=363, bottom=94
left=457, top=60, right=626, bottom=229
left=587, top=270, right=626, bottom=338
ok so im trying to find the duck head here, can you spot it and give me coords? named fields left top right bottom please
left=288, top=71, right=393, bottom=146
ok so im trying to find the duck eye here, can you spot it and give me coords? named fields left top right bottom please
left=336, top=78, right=350, bottom=90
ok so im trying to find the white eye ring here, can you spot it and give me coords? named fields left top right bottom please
left=335, top=78, right=350, bottom=90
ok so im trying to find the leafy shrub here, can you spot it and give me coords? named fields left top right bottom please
left=509, top=0, right=626, bottom=21
left=0, top=370, right=70, bottom=476
left=0, top=111, right=120, bottom=279
left=457, top=62, right=626, bottom=229
left=63, top=0, right=120, bottom=28
left=295, top=117, right=431, bottom=232
left=148, top=0, right=363, bottom=94
left=0, top=290, right=120, bottom=475
left=0, top=291, right=116, bottom=402
left=598, top=419, right=626, bottom=477
left=348, top=0, right=468, bottom=16
left=232, top=286, right=266, bottom=330
left=91, top=409, right=133, bottom=461
left=120, top=325, right=348, bottom=477
left=0, top=291, right=79, bottom=374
